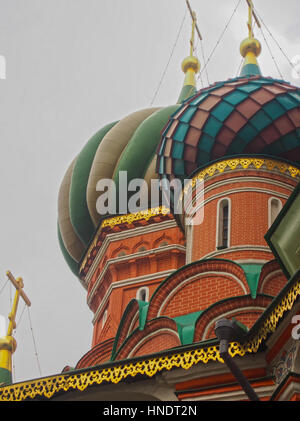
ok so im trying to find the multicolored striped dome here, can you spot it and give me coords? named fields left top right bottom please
left=156, top=75, right=300, bottom=178
left=58, top=105, right=180, bottom=276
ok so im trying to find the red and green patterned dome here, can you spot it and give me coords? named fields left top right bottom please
left=156, top=75, right=300, bottom=178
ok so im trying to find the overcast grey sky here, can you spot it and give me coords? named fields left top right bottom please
left=0, top=0, right=299, bottom=383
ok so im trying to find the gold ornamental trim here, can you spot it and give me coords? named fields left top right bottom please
left=101, top=206, right=170, bottom=228
left=1, top=276, right=299, bottom=401
left=183, top=157, right=300, bottom=196
left=80, top=206, right=170, bottom=274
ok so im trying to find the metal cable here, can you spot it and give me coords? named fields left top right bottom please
left=254, top=7, right=300, bottom=78
left=16, top=301, right=26, bottom=328
left=27, top=307, right=42, bottom=378
left=150, top=9, right=188, bottom=105
left=198, top=0, right=243, bottom=81
left=200, top=39, right=210, bottom=86
left=0, top=278, right=9, bottom=296
left=259, top=25, right=284, bottom=79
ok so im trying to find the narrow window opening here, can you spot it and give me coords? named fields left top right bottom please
left=269, top=198, right=282, bottom=227
left=137, top=287, right=149, bottom=302
left=217, top=199, right=230, bottom=250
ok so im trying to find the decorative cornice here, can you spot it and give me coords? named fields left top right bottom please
left=84, top=220, right=178, bottom=285
left=0, top=275, right=299, bottom=401
left=182, top=157, right=300, bottom=196
left=80, top=206, right=171, bottom=277
left=101, top=206, right=170, bottom=229
left=88, top=244, right=185, bottom=307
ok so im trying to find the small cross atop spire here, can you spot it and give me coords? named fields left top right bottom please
left=239, top=0, right=262, bottom=77
left=190, top=11, right=196, bottom=56
left=178, top=1, right=201, bottom=103
left=0, top=271, right=31, bottom=386
left=245, top=0, right=261, bottom=38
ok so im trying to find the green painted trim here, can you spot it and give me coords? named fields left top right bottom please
left=247, top=268, right=300, bottom=342
left=57, top=223, right=79, bottom=276
left=111, top=300, right=149, bottom=360
left=240, top=63, right=261, bottom=77
left=113, top=105, right=179, bottom=189
left=110, top=299, right=140, bottom=360
left=173, top=311, right=203, bottom=345
left=0, top=367, right=12, bottom=387
left=265, top=182, right=300, bottom=279
left=138, top=301, right=149, bottom=331
left=240, top=264, right=263, bottom=299
left=69, top=121, right=118, bottom=246
left=177, top=85, right=197, bottom=104
left=111, top=315, right=178, bottom=362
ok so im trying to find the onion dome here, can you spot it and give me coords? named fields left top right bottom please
left=156, top=7, right=300, bottom=179
left=57, top=13, right=201, bottom=277
left=58, top=106, right=179, bottom=275
left=156, top=75, right=300, bottom=179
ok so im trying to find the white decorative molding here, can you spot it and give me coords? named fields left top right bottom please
left=268, top=197, right=283, bottom=228
left=127, top=329, right=180, bottom=359
left=201, top=306, right=266, bottom=340
left=216, top=197, right=231, bottom=250
left=258, top=269, right=284, bottom=294
left=201, top=245, right=272, bottom=260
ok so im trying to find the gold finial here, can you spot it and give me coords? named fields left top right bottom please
left=239, top=0, right=262, bottom=76
left=240, top=0, right=261, bottom=58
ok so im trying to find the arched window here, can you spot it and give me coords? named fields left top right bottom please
left=136, top=287, right=149, bottom=302
left=269, top=198, right=282, bottom=228
left=217, top=198, right=230, bottom=250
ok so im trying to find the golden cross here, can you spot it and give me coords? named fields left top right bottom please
left=185, top=0, right=203, bottom=51
left=190, top=11, right=196, bottom=56
left=245, top=0, right=261, bottom=38
left=5, top=271, right=31, bottom=336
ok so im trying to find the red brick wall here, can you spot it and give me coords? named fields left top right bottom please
left=205, top=310, right=263, bottom=339
left=162, top=275, right=246, bottom=318
left=89, top=224, right=185, bottom=347
left=260, top=273, right=287, bottom=296
left=131, top=332, right=180, bottom=358
left=191, top=169, right=297, bottom=262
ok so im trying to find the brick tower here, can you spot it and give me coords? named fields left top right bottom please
left=57, top=4, right=300, bottom=378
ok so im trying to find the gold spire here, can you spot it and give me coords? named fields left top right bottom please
left=181, top=6, right=200, bottom=88
left=178, top=2, right=201, bottom=103
left=240, top=0, right=262, bottom=77
left=0, top=271, right=31, bottom=386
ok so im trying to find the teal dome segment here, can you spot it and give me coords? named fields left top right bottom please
left=69, top=121, right=118, bottom=246
left=156, top=76, right=300, bottom=178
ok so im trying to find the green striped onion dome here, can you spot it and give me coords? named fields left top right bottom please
left=156, top=75, right=300, bottom=178
left=58, top=105, right=180, bottom=276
